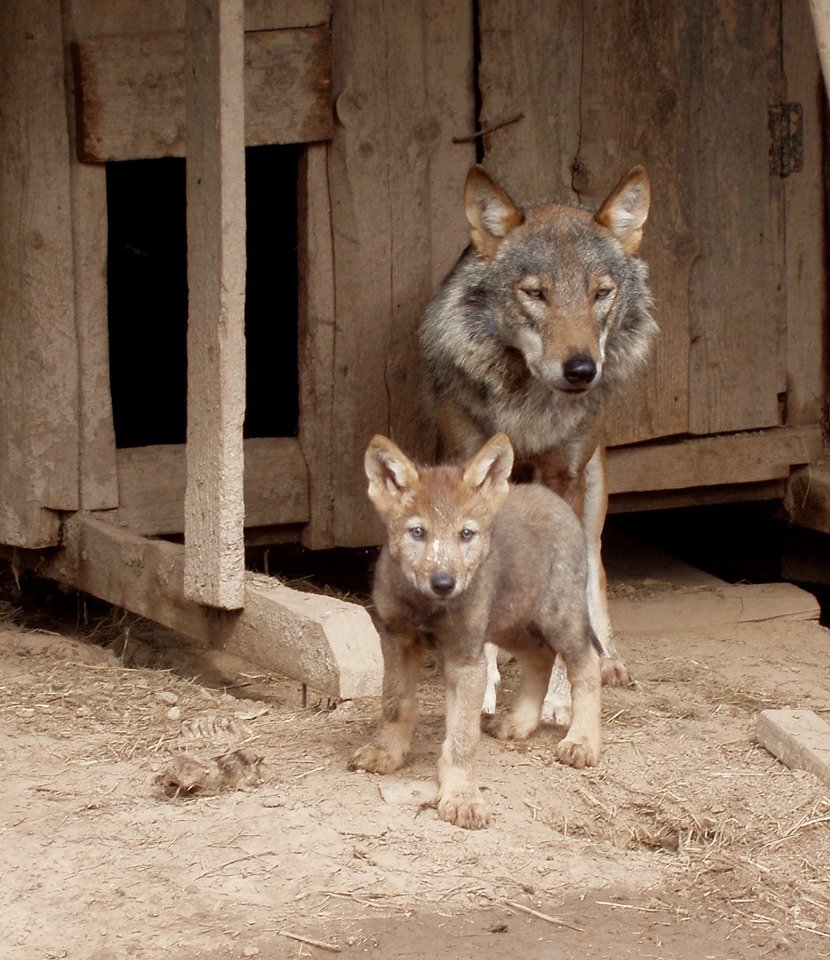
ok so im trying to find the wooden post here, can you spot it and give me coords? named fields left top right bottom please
left=809, top=0, right=830, bottom=100
left=0, top=0, right=79, bottom=547
left=184, top=0, right=246, bottom=609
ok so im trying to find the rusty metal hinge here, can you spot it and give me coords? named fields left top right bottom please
left=768, top=102, right=803, bottom=176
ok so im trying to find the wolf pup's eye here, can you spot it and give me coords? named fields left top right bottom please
left=521, top=286, right=545, bottom=301
left=460, top=528, right=477, bottom=542
left=409, top=526, right=425, bottom=540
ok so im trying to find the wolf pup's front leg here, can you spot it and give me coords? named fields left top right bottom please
left=349, top=627, right=423, bottom=775
left=437, top=650, right=491, bottom=829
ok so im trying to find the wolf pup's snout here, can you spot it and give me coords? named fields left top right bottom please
left=430, top=572, right=457, bottom=596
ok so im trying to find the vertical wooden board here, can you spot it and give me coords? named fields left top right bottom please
left=573, top=1, right=694, bottom=446
left=685, top=0, right=785, bottom=435
left=783, top=0, right=827, bottom=426
left=298, top=144, right=336, bottom=549
left=809, top=0, right=830, bottom=99
left=477, top=0, right=583, bottom=200
left=0, top=0, right=79, bottom=547
left=184, top=0, right=246, bottom=608
left=326, top=0, right=475, bottom=547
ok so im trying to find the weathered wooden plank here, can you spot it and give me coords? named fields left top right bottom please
left=52, top=514, right=382, bottom=699
left=573, top=2, right=693, bottom=446
left=298, top=145, right=337, bottom=549
left=685, top=0, right=785, bottom=435
left=327, top=0, right=474, bottom=547
left=0, top=0, right=79, bottom=547
left=606, top=425, right=822, bottom=495
left=787, top=463, right=830, bottom=535
left=809, top=0, right=830, bottom=99
left=757, top=709, right=830, bottom=786
left=783, top=0, right=827, bottom=427
left=608, top=480, right=787, bottom=515
left=73, top=27, right=332, bottom=161
left=116, top=439, right=309, bottom=536
left=183, top=0, right=246, bottom=609
left=67, top=0, right=331, bottom=38
left=62, top=3, right=120, bottom=513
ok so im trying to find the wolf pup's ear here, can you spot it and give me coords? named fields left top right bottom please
left=595, top=166, right=651, bottom=255
left=365, top=435, right=419, bottom=508
left=465, top=166, right=524, bottom=257
left=462, top=433, right=514, bottom=502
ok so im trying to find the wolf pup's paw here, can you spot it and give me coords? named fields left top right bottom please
left=600, top=656, right=631, bottom=688
left=348, top=742, right=405, bottom=775
left=555, top=736, right=600, bottom=770
left=481, top=712, right=537, bottom=742
left=437, top=787, right=492, bottom=830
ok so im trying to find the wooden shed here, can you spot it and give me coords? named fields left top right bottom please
left=2, top=0, right=829, bottom=696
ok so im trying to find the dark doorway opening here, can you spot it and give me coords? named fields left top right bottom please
left=106, top=144, right=300, bottom=448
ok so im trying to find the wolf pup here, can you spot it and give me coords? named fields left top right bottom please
left=350, top=432, right=601, bottom=830
left=418, top=165, right=656, bottom=713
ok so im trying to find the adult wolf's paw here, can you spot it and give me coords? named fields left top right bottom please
left=600, top=656, right=631, bottom=688
left=348, top=743, right=404, bottom=775
left=555, top=736, right=600, bottom=770
left=481, top=713, right=536, bottom=742
left=437, top=789, right=492, bottom=830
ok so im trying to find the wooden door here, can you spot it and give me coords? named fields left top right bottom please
left=477, top=0, right=791, bottom=447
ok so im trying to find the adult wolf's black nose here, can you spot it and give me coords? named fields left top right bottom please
left=430, top=573, right=456, bottom=596
left=563, top=354, right=597, bottom=385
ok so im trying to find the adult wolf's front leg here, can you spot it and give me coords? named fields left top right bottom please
left=438, top=651, right=491, bottom=829
left=349, top=627, right=423, bottom=775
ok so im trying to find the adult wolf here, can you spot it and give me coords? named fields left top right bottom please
left=418, top=165, right=656, bottom=716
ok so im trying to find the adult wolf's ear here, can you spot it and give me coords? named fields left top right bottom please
left=465, top=166, right=524, bottom=257
left=462, top=433, right=514, bottom=503
left=595, top=166, right=651, bottom=255
left=365, top=435, right=419, bottom=509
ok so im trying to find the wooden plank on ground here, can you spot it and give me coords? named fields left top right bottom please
left=67, top=0, right=331, bottom=38
left=788, top=463, right=830, bottom=535
left=783, top=0, right=827, bottom=427
left=605, top=532, right=821, bottom=636
left=73, top=26, right=332, bottom=161
left=606, top=426, right=822, bottom=495
left=183, top=0, right=246, bottom=609
left=56, top=514, right=382, bottom=699
left=0, top=0, right=79, bottom=547
left=298, top=145, right=337, bottom=548
left=756, top=709, right=830, bottom=785
left=326, top=0, right=474, bottom=547
left=116, top=439, right=309, bottom=536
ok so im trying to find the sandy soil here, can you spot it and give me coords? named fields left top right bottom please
left=2, top=580, right=830, bottom=959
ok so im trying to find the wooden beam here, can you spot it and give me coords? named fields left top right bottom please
left=116, top=438, right=309, bottom=536
left=183, top=0, right=246, bottom=608
left=607, top=425, right=823, bottom=495
left=809, top=0, right=830, bottom=100
left=608, top=480, right=787, bottom=515
left=48, top=514, right=382, bottom=699
left=72, top=27, right=333, bottom=162
left=0, top=0, right=79, bottom=547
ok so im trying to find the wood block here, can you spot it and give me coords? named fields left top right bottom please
left=756, top=708, right=830, bottom=785
left=72, top=26, right=332, bottom=161
left=51, top=514, right=382, bottom=699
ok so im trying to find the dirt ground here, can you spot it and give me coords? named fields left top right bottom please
left=2, top=566, right=830, bottom=959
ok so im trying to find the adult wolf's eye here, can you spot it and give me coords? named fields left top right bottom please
left=409, top=526, right=425, bottom=540
left=595, top=286, right=613, bottom=301
left=460, top=528, right=477, bottom=542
